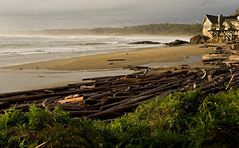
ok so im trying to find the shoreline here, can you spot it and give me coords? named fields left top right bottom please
left=1, top=44, right=214, bottom=93
left=0, top=35, right=190, bottom=68
left=0, top=46, right=162, bottom=68
left=5, top=45, right=214, bottom=71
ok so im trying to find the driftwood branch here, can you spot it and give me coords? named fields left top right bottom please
left=0, top=66, right=238, bottom=120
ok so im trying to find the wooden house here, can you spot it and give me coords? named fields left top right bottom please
left=203, top=14, right=239, bottom=42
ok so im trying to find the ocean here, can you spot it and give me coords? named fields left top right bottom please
left=0, top=35, right=189, bottom=67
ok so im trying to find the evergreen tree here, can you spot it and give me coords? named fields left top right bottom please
left=235, top=7, right=239, bottom=15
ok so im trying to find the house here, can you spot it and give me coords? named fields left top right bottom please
left=203, top=14, right=239, bottom=42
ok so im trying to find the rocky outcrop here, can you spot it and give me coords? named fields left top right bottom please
left=129, top=41, right=161, bottom=44
left=165, top=40, right=189, bottom=47
left=190, top=35, right=210, bottom=44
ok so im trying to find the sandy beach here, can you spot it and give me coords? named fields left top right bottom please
left=1, top=44, right=214, bottom=93
left=8, top=45, right=214, bottom=71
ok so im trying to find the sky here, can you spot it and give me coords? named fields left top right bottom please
left=0, top=0, right=238, bottom=31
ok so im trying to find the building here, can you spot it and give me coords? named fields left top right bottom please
left=203, top=14, right=239, bottom=42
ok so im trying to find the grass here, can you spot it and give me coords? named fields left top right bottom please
left=1, top=89, right=239, bottom=147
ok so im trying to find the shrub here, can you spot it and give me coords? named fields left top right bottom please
left=1, top=89, right=239, bottom=147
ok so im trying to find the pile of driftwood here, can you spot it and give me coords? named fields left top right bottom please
left=0, top=66, right=239, bottom=120
left=202, top=44, right=239, bottom=66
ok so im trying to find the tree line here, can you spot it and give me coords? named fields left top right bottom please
left=39, top=23, right=202, bottom=36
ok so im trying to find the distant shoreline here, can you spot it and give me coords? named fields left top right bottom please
left=8, top=23, right=201, bottom=36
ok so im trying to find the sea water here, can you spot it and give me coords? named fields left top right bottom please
left=0, top=35, right=189, bottom=67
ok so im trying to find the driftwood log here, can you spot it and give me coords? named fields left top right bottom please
left=0, top=66, right=239, bottom=120
left=202, top=44, right=239, bottom=66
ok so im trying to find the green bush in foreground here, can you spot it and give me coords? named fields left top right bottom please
left=1, top=89, right=239, bottom=147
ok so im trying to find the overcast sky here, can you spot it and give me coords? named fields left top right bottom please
left=0, top=0, right=238, bottom=31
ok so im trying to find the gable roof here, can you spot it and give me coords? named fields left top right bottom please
left=205, top=14, right=218, bottom=24
left=205, top=14, right=238, bottom=24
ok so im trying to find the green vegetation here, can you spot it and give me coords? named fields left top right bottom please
left=1, top=89, right=239, bottom=147
left=39, top=24, right=202, bottom=36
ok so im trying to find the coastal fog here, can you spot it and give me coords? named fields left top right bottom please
left=0, top=0, right=237, bottom=31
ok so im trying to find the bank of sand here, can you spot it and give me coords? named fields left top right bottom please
left=8, top=45, right=214, bottom=71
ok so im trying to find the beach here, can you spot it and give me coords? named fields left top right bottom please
left=0, top=35, right=215, bottom=93
left=8, top=44, right=214, bottom=70
left=0, top=44, right=214, bottom=93
left=1, top=1, right=238, bottom=147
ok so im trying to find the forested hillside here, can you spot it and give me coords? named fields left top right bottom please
left=36, top=24, right=202, bottom=35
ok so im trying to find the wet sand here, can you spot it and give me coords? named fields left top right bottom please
left=0, top=69, right=134, bottom=93
left=8, top=45, right=214, bottom=70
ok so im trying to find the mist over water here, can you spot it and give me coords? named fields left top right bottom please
left=0, top=0, right=237, bottom=31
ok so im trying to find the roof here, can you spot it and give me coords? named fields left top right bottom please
left=205, top=14, right=219, bottom=24
left=205, top=14, right=238, bottom=24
